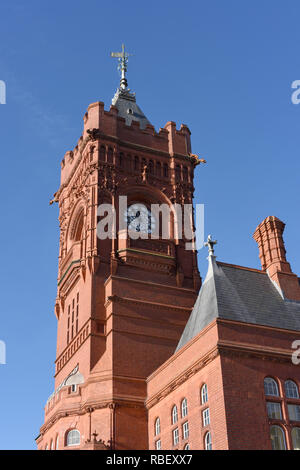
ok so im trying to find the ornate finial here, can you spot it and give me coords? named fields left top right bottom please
left=204, top=234, right=217, bottom=256
left=110, top=44, right=132, bottom=90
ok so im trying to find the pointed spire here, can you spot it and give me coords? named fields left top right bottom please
left=109, top=44, right=151, bottom=130
left=110, top=43, right=132, bottom=90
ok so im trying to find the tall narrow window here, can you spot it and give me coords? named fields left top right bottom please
left=76, top=292, right=79, bottom=334
left=67, top=305, right=70, bottom=344
left=163, top=163, right=168, bottom=178
left=149, top=160, right=154, bottom=174
left=71, top=298, right=75, bottom=340
left=99, top=145, right=106, bottom=162
left=270, top=425, right=286, bottom=450
left=181, top=398, right=188, bottom=418
left=172, top=405, right=178, bottom=425
left=107, top=147, right=113, bottom=164
left=156, top=161, right=161, bottom=177
left=183, top=166, right=188, bottom=182
left=204, top=432, right=212, bottom=450
left=201, top=384, right=208, bottom=404
left=134, top=156, right=139, bottom=171
left=285, top=380, right=299, bottom=399
left=182, top=421, right=189, bottom=440
left=56, top=435, right=59, bottom=450
left=202, top=408, right=210, bottom=427
left=126, top=154, right=132, bottom=171
left=173, top=427, right=179, bottom=446
left=264, top=377, right=279, bottom=397
left=155, top=418, right=160, bottom=436
left=291, top=427, right=300, bottom=450
left=155, top=439, right=161, bottom=450
left=175, top=165, right=181, bottom=182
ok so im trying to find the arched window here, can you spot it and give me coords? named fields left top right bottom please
left=270, top=425, right=286, bottom=450
left=285, top=380, right=299, bottom=399
left=264, top=377, right=279, bottom=397
left=291, top=427, right=300, bottom=450
left=66, top=429, right=81, bottom=447
left=50, top=439, right=54, bottom=450
left=184, top=443, right=190, bottom=450
left=204, top=432, right=212, bottom=450
left=155, top=417, right=160, bottom=436
left=181, top=398, right=188, bottom=418
left=201, top=384, right=208, bottom=404
left=56, top=435, right=59, bottom=450
left=172, top=405, right=178, bottom=425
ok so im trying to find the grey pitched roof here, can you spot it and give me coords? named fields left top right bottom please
left=176, top=256, right=300, bottom=352
left=112, top=88, right=151, bottom=129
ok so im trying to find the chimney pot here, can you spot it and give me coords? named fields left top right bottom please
left=253, top=216, right=300, bottom=301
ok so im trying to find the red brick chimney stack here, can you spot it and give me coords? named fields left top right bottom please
left=253, top=216, right=300, bottom=301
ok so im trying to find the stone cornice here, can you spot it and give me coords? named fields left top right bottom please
left=105, top=294, right=191, bottom=313
left=217, top=339, right=293, bottom=362
left=217, top=317, right=300, bottom=336
left=40, top=397, right=145, bottom=435
left=104, top=273, right=196, bottom=294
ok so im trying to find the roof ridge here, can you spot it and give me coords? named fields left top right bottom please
left=217, top=261, right=265, bottom=274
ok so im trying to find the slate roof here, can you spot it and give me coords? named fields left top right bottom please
left=176, top=256, right=300, bottom=352
left=112, top=88, right=151, bottom=129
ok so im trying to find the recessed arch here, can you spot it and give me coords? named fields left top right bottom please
left=66, top=203, right=86, bottom=253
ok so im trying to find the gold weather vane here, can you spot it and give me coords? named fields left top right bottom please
left=110, top=44, right=133, bottom=90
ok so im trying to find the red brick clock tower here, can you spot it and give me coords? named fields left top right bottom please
left=36, top=45, right=202, bottom=450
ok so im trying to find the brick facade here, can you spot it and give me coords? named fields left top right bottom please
left=37, top=88, right=300, bottom=450
left=36, top=97, right=201, bottom=450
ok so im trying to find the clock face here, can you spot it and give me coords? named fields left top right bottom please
left=124, top=203, right=156, bottom=234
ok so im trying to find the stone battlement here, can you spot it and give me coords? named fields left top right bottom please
left=59, top=101, right=193, bottom=186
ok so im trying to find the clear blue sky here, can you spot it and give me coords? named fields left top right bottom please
left=0, top=1, right=299, bottom=449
